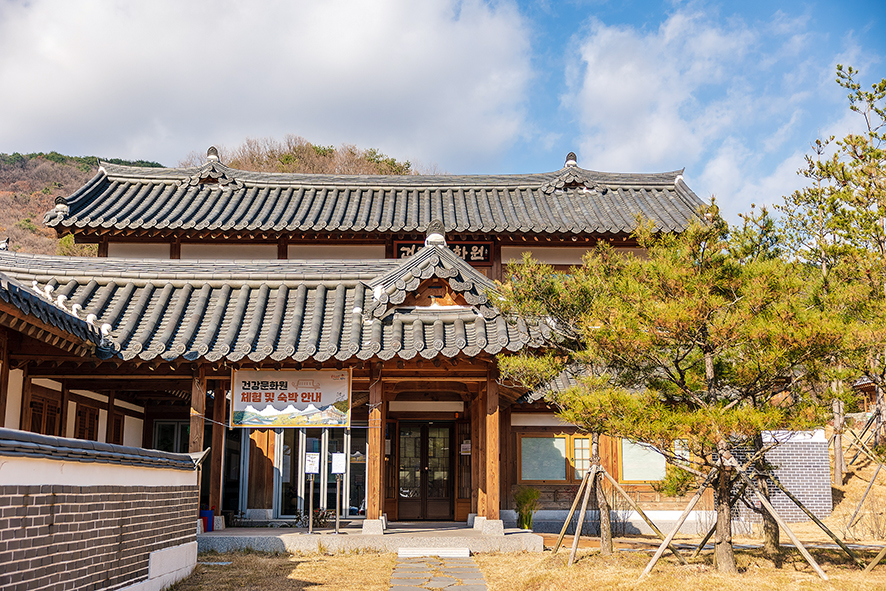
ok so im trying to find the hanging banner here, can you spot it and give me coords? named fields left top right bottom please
left=231, top=369, right=351, bottom=428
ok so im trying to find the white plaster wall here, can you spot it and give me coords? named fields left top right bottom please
left=510, top=413, right=573, bottom=427
left=71, top=389, right=108, bottom=403
left=180, top=243, right=277, bottom=260
left=4, top=369, right=23, bottom=429
left=501, top=246, right=644, bottom=265
left=120, top=541, right=197, bottom=591
left=387, top=401, right=464, bottom=412
left=98, top=409, right=108, bottom=443
left=287, top=244, right=386, bottom=260
left=32, top=378, right=62, bottom=391
left=0, top=455, right=197, bottom=487
left=108, top=243, right=171, bottom=259
left=65, top=401, right=76, bottom=438
left=124, top=416, right=144, bottom=448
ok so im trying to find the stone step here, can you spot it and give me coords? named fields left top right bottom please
left=397, top=547, right=471, bottom=558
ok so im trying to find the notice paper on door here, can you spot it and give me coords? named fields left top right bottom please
left=331, top=452, right=346, bottom=474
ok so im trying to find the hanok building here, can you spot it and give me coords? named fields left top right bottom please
left=0, top=151, right=705, bottom=529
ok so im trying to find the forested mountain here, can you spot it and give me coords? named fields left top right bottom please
left=0, top=136, right=415, bottom=256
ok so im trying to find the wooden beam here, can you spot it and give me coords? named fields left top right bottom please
left=105, top=390, right=116, bottom=443
left=367, top=363, right=385, bottom=520
left=59, top=381, right=71, bottom=438
left=485, top=366, right=500, bottom=520
left=0, top=328, right=9, bottom=428
left=209, top=388, right=226, bottom=513
left=19, top=367, right=32, bottom=432
left=189, top=365, right=207, bottom=453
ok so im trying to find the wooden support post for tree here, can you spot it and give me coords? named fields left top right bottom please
left=865, top=546, right=886, bottom=573
left=730, top=461, right=828, bottom=581
left=568, top=466, right=597, bottom=567
left=834, top=399, right=845, bottom=485
left=847, top=464, right=881, bottom=531
left=600, top=469, right=688, bottom=565
left=691, top=482, right=746, bottom=559
left=849, top=414, right=875, bottom=466
left=640, top=468, right=717, bottom=579
left=553, top=469, right=591, bottom=554
left=769, top=472, right=864, bottom=568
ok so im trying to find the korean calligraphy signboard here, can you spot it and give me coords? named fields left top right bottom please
left=395, top=241, right=492, bottom=266
left=231, top=369, right=351, bottom=428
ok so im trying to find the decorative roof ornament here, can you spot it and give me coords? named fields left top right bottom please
left=565, top=151, right=578, bottom=168
left=179, top=148, right=244, bottom=189
left=425, top=219, right=446, bottom=246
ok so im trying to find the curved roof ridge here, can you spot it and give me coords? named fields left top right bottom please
left=96, top=160, right=684, bottom=187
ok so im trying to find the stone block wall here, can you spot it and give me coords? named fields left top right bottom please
left=0, top=483, right=198, bottom=591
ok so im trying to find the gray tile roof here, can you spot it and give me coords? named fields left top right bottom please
left=0, top=245, right=534, bottom=364
left=0, top=270, right=102, bottom=352
left=0, top=427, right=196, bottom=470
left=45, top=161, right=705, bottom=236
left=517, top=367, right=584, bottom=404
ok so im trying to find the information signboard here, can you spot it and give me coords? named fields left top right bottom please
left=231, top=369, right=351, bottom=428
left=331, top=452, right=346, bottom=475
left=305, top=453, right=321, bottom=474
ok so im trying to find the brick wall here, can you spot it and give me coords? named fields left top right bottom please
left=734, top=438, right=832, bottom=523
left=0, top=484, right=198, bottom=591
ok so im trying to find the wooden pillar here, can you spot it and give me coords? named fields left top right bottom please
left=105, top=390, right=116, bottom=443
left=367, top=364, right=385, bottom=520
left=0, top=328, right=9, bottom=428
left=19, top=366, right=32, bottom=433
left=470, top=394, right=480, bottom=514
left=485, top=368, right=500, bottom=520
left=189, top=365, right=207, bottom=453
left=59, top=381, right=70, bottom=438
left=209, top=388, right=226, bottom=513
left=477, top=381, right=487, bottom=517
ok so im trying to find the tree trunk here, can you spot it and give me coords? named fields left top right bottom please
left=833, top=398, right=845, bottom=485
left=753, top=434, right=779, bottom=558
left=714, top=468, right=738, bottom=573
left=591, top=433, right=613, bottom=555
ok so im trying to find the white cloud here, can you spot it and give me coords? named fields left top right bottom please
left=562, top=6, right=884, bottom=222
left=563, top=10, right=757, bottom=172
left=0, top=0, right=532, bottom=169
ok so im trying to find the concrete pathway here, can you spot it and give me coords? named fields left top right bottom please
left=389, top=556, right=487, bottom=591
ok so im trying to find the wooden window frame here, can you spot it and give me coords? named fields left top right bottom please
left=617, top=438, right=667, bottom=484
left=516, top=432, right=591, bottom=485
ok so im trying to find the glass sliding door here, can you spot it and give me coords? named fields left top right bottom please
left=279, top=429, right=301, bottom=516
left=275, top=427, right=363, bottom=519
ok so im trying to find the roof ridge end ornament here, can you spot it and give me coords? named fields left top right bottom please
left=180, top=147, right=245, bottom=189
left=565, top=151, right=578, bottom=168
left=425, top=219, right=446, bottom=246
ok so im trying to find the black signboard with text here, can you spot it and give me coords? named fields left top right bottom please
left=395, top=241, right=493, bottom=266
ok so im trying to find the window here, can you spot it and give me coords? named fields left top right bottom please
left=108, top=413, right=124, bottom=445
left=154, top=421, right=189, bottom=453
left=620, top=439, right=666, bottom=482
left=518, top=433, right=592, bottom=484
left=76, top=405, right=99, bottom=441
left=28, top=395, right=62, bottom=436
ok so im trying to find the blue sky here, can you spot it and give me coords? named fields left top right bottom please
left=0, top=0, right=883, bottom=222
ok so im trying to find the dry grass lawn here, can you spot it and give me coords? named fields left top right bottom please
left=476, top=548, right=886, bottom=591
left=169, top=551, right=395, bottom=591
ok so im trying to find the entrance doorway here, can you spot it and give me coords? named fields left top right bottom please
left=398, top=422, right=453, bottom=520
